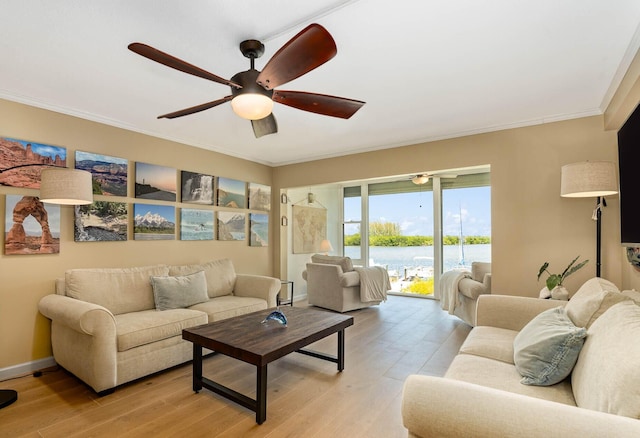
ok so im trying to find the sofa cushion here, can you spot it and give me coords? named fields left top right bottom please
left=311, top=254, right=354, bottom=272
left=565, top=277, right=627, bottom=328
left=572, top=300, right=640, bottom=418
left=65, top=265, right=169, bottom=315
left=150, top=271, right=209, bottom=310
left=188, top=295, right=267, bottom=322
left=169, top=259, right=236, bottom=298
left=513, top=306, right=587, bottom=386
left=459, top=326, right=517, bottom=364
left=115, top=308, right=207, bottom=352
left=445, top=353, right=577, bottom=406
left=458, top=278, right=488, bottom=300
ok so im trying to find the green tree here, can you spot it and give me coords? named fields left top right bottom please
left=369, top=221, right=401, bottom=236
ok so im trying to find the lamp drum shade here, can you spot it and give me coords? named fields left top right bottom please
left=560, top=161, right=618, bottom=198
left=39, top=168, right=93, bottom=205
left=319, top=239, right=333, bottom=253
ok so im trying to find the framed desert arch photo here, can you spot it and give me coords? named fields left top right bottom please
left=292, top=205, right=326, bottom=254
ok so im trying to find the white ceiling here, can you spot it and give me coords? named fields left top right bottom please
left=2, top=1, right=640, bottom=166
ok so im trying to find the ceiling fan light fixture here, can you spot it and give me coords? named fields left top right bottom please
left=412, top=174, right=429, bottom=185
left=231, top=93, right=274, bottom=120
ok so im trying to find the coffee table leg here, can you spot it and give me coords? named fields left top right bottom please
left=193, top=344, right=203, bottom=393
left=338, top=329, right=345, bottom=371
left=256, top=364, right=267, bottom=424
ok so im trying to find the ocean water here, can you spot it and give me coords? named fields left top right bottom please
left=251, top=222, right=268, bottom=242
left=344, top=244, right=491, bottom=273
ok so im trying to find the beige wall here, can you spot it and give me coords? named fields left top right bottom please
left=274, top=115, right=625, bottom=298
left=0, top=99, right=274, bottom=370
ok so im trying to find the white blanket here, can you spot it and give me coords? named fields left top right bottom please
left=354, top=266, right=390, bottom=302
left=438, top=269, right=471, bottom=315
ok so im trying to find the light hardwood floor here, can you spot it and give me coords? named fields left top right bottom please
left=0, top=295, right=471, bottom=438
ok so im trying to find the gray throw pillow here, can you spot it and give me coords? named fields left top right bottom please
left=513, top=306, right=587, bottom=386
left=150, top=270, right=209, bottom=310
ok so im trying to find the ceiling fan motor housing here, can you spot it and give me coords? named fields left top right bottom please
left=230, top=69, right=274, bottom=100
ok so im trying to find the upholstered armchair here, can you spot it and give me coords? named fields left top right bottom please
left=454, top=262, right=492, bottom=325
left=302, top=254, right=387, bottom=313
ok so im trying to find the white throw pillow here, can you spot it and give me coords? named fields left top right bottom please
left=565, top=277, right=627, bottom=328
left=513, top=306, right=587, bottom=386
left=571, top=300, right=640, bottom=418
left=151, top=271, right=209, bottom=310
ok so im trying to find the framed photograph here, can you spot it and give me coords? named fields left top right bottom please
left=5, top=195, right=60, bottom=254
left=133, top=204, right=175, bottom=240
left=180, top=208, right=214, bottom=241
left=181, top=171, right=214, bottom=205
left=217, top=211, right=246, bottom=241
left=135, top=162, right=176, bottom=201
left=74, top=201, right=127, bottom=242
left=248, top=182, right=271, bottom=211
left=217, top=177, right=246, bottom=209
left=292, top=205, right=327, bottom=254
left=249, top=213, right=268, bottom=247
left=75, top=151, right=127, bottom=196
left=0, top=137, right=66, bottom=188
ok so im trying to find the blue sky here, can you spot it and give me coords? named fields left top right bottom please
left=76, top=150, right=127, bottom=165
left=346, top=186, right=491, bottom=237
left=7, top=137, right=66, bottom=160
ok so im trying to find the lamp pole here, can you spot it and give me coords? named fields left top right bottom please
left=595, top=196, right=602, bottom=278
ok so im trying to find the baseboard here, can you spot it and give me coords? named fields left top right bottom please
left=0, top=357, right=57, bottom=381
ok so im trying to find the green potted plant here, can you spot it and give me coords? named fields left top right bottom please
left=537, top=255, right=589, bottom=300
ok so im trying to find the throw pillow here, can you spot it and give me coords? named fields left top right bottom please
left=513, top=306, right=587, bottom=386
left=571, top=300, right=640, bottom=418
left=169, top=259, right=236, bottom=298
left=565, top=277, right=628, bottom=328
left=151, top=270, right=209, bottom=310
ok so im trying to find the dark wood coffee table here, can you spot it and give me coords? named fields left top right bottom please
left=182, top=306, right=354, bottom=424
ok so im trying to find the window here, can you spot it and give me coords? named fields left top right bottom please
left=342, top=172, right=491, bottom=296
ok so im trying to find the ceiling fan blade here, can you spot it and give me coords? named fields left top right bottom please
left=251, top=113, right=278, bottom=138
left=158, top=96, right=233, bottom=119
left=257, top=23, right=337, bottom=90
left=273, top=90, right=365, bottom=119
left=128, top=43, right=241, bottom=88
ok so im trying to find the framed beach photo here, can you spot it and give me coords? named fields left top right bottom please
left=5, top=195, right=60, bottom=254
left=217, top=211, right=246, bottom=241
left=248, top=182, right=271, bottom=211
left=135, top=162, right=177, bottom=201
left=217, top=177, right=246, bottom=209
left=180, top=208, right=214, bottom=241
left=75, top=151, right=128, bottom=196
left=249, top=213, right=268, bottom=247
left=74, top=201, right=128, bottom=242
left=181, top=171, right=214, bottom=205
left=0, top=137, right=66, bottom=188
left=133, top=203, right=175, bottom=240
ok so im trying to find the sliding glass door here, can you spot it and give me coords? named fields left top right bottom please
left=343, top=172, right=491, bottom=297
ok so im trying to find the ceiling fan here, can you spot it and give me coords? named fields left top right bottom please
left=128, top=23, right=365, bottom=138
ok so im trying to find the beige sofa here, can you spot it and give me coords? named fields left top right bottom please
left=402, top=278, right=640, bottom=437
left=302, top=254, right=386, bottom=312
left=38, top=259, right=280, bottom=394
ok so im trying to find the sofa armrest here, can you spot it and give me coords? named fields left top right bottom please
left=475, top=295, right=565, bottom=331
left=38, top=294, right=116, bottom=335
left=402, top=375, right=640, bottom=438
left=340, top=271, right=360, bottom=288
left=234, top=274, right=281, bottom=308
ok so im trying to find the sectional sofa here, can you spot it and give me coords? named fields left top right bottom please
left=38, top=259, right=280, bottom=394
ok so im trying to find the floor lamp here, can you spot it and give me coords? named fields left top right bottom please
left=560, top=161, right=619, bottom=277
left=0, top=168, right=92, bottom=410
